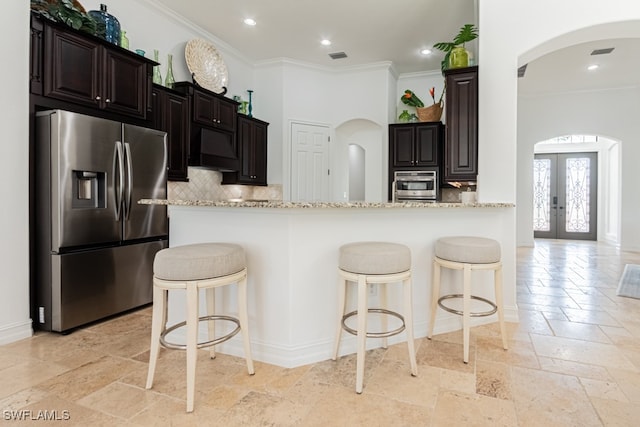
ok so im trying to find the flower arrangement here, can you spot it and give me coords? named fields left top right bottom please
left=400, top=86, right=445, bottom=122
left=401, top=86, right=444, bottom=108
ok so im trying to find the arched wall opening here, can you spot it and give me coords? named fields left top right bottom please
left=516, top=21, right=640, bottom=251
left=333, top=119, right=385, bottom=202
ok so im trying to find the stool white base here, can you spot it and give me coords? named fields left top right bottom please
left=333, top=269, right=418, bottom=394
left=428, top=257, right=508, bottom=364
left=146, top=268, right=254, bottom=412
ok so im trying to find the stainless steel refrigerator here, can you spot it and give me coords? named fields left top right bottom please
left=34, top=110, right=168, bottom=332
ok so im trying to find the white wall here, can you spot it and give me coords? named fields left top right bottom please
left=517, top=81, right=640, bottom=250
left=0, top=1, right=31, bottom=344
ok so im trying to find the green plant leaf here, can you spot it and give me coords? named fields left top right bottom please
left=453, top=24, right=478, bottom=46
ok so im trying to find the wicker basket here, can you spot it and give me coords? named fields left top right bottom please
left=416, top=101, right=443, bottom=122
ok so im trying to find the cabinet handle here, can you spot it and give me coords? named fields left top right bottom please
left=105, top=99, right=111, bottom=103
left=95, top=96, right=101, bottom=101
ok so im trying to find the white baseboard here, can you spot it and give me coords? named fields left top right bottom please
left=0, top=319, right=33, bottom=345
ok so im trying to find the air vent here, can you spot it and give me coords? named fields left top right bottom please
left=329, top=51, right=348, bottom=60
left=517, top=64, right=527, bottom=78
left=591, top=47, right=614, bottom=55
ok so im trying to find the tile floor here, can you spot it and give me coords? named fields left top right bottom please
left=2, top=239, right=640, bottom=426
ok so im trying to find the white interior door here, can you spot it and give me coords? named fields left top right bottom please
left=290, top=122, right=330, bottom=201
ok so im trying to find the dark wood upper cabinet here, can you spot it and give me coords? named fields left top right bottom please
left=152, top=85, right=190, bottom=181
left=192, top=88, right=237, bottom=132
left=444, top=66, right=478, bottom=182
left=32, top=14, right=153, bottom=120
left=389, top=122, right=442, bottom=168
left=222, top=115, right=269, bottom=186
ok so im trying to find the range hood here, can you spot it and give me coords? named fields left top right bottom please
left=189, top=127, right=239, bottom=172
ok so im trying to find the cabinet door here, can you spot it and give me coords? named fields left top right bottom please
left=216, top=98, right=238, bottom=132
left=390, top=125, right=415, bottom=167
left=223, top=116, right=268, bottom=185
left=415, top=124, right=439, bottom=166
left=445, top=67, right=478, bottom=181
left=102, top=49, right=147, bottom=118
left=165, top=92, right=190, bottom=181
left=44, top=26, right=101, bottom=107
left=192, top=90, right=216, bottom=126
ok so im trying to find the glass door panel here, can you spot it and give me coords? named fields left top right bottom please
left=533, top=152, right=597, bottom=240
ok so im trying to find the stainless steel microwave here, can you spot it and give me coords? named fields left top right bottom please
left=393, top=170, right=438, bottom=202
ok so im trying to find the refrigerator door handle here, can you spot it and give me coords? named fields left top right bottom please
left=113, top=141, right=125, bottom=220
left=124, top=142, right=133, bottom=220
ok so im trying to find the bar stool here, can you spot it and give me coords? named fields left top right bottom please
left=145, top=243, right=254, bottom=412
left=428, top=236, right=508, bottom=363
left=333, top=241, right=418, bottom=393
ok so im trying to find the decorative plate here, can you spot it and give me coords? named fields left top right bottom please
left=185, top=38, right=229, bottom=94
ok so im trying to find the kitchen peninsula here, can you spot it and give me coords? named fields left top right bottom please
left=140, top=199, right=516, bottom=368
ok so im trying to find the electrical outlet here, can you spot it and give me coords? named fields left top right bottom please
left=368, top=283, right=377, bottom=297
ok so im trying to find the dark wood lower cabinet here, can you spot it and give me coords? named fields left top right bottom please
left=152, top=85, right=189, bottom=181
left=223, top=115, right=269, bottom=186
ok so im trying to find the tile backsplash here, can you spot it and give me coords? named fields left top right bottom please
left=168, top=168, right=283, bottom=201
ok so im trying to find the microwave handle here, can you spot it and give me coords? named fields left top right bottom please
left=392, top=180, right=397, bottom=203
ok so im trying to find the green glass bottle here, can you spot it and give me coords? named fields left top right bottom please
left=164, top=54, right=175, bottom=89
left=120, top=30, right=129, bottom=49
left=152, top=50, right=162, bottom=85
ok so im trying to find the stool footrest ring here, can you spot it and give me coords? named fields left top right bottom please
left=160, top=315, right=241, bottom=350
left=437, top=294, right=498, bottom=317
left=341, top=308, right=405, bottom=338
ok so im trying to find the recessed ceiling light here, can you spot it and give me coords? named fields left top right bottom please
left=587, top=64, right=599, bottom=71
left=420, top=48, right=432, bottom=55
left=244, top=18, right=256, bottom=26
left=321, top=39, right=332, bottom=46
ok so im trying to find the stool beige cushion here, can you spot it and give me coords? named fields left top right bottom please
left=339, top=242, right=411, bottom=275
left=435, top=236, right=501, bottom=264
left=154, top=243, right=246, bottom=281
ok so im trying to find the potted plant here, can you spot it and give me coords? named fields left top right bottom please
left=31, top=0, right=104, bottom=37
left=433, top=24, right=478, bottom=73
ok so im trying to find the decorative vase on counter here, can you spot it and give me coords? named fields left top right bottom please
left=152, top=50, right=162, bottom=85
left=164, top=54, right=175, bottom=89
left=449, top=46, right=469, bottom=69
left=88, top=4, right=121, bottom=46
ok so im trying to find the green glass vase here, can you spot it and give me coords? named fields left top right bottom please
left=449, top=46, right=469, bottom=69
left=164, top=54, right=175, bottom=89
left=152, top=50, right=162, bottom=85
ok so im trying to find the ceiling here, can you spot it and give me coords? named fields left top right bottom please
left=155, top=0, right=477, bottom=74
left=155, top=0, right=640, bottom=94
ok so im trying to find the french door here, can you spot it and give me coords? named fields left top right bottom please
left=533, top=152, right=597, bottom=240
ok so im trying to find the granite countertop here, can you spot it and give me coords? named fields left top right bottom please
left=139, top=199, right=515, bottom=208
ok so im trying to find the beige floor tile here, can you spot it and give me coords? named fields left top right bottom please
left=530, top=333, right=637, bottom=370
left=432, top=390, right=518, bottom=426
left=301, top=386, right=433, bottom=427
left=416, top=338, right=475, bottom=373
left=590, top=397, right=640, bottom=426
left=547, top=318, right=613, bottom=343
left=579, top=377, right=629, bottom=402
left=510, top=366, right=601, bottom=427
left=35, top=356, right=143, bottom=402
left=475, top=360, right=512, bottom=400
left=76, top=381, right=165, bottom=420
left=537, top=356, right=613, bottom=381
left=365, top=358, right=439, bottom=407
left=0, top=358, right=69, bottom=400
left=607, top=367, right=640, bottom=403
